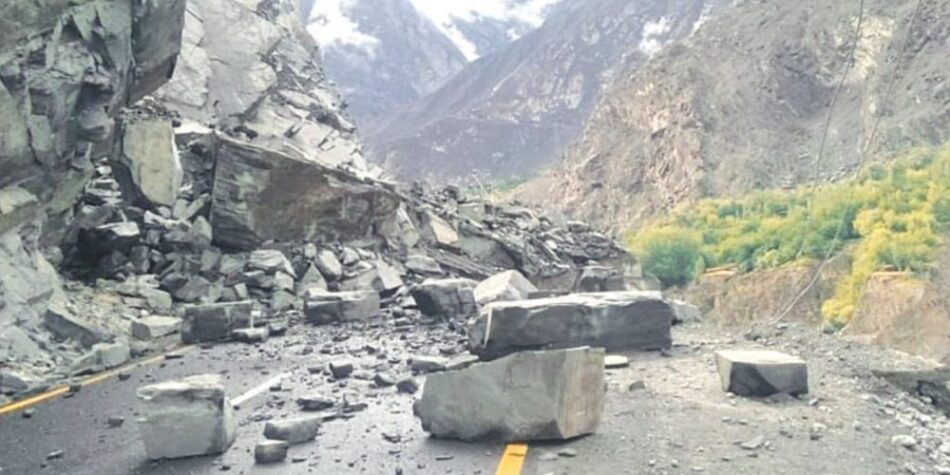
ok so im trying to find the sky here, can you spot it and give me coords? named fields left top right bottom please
left=307, top=0, right=562, bottom=60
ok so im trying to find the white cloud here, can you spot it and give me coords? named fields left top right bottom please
left=307, top=0, right=379, bottom=49
left=408, top=0, right=563, bottom=60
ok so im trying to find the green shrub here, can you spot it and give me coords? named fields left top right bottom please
left=630, top=227, right=702, bottom=288
left=628, top=144, right=950, bottom=324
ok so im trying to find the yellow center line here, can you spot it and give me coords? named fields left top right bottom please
left=0, top=345, right=195, bottom=417
left=495, top=443, right=529, bottom=475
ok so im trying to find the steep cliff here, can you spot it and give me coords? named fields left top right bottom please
left=519, top=0, right=950, bottom=230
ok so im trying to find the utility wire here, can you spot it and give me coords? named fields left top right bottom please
left=771, top=0, right=926, bottom=323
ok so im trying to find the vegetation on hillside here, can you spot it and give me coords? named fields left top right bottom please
left=628, top=145, right=950, bottom=325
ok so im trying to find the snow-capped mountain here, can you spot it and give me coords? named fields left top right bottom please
left=304, top=0, right=562, bottom=128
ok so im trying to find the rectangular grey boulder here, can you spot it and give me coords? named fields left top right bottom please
left=715, top=350, right=808, bottom=397
left=182, top=301, right=253, bottom=343
left=136, top=374, right=236, bottom=460
left=304, top=291, right=380, bottom=325
left=410, top=278, right=477, bottom=319
left=131, top=316, right=182, bottom=340
left=117, top=119, right=182, bottom=207
left=44, top=303, right=105, bottom=348
left=209, top=135, right=401, bottom=250
left=469, top=291, right=672, bottom=359
left=474, top=270, right=538, bottom=306
left=414, top=347, right=605, bottom=442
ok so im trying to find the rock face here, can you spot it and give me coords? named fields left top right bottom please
left=153, top=0, right=366, bottom=172
left=474, top=270, right=538, bottom=306
left=0, top=0, right=186, bottom=236
left=715, top=350, right=809, bottom=397
left=136, top=374, right=237, bottom=460
left=209, top=135, right=401, bottom=251
left=470, top=292, right=673, bottom=359
left=414, top=347, right=605, bottom=442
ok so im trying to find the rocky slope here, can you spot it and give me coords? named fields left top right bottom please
left=0, top=0, right=187, bottom=391
left=518, top=0, right=950, bottom=230
left=0, top=0, right=639, bottom=397
left=153, top=0, right=369, bottom=173
left=307, top=0, right=562, bottom=129
left=367, top=0, right=723, bottom=182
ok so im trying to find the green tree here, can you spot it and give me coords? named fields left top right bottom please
left=631, top=227, right=702, bottom=287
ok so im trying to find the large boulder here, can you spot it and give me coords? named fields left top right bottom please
left=572, top=266, right=626, bottom=293
left=339, top=260, right=403, bottom=295
left=469, top=292, right=673, bottom=359
left=414, top=347, right=605, bottom=442
left=136, top=374, right=237, bottom=460
left=181, top=301, right=254, bottom=343
left=209, top=135, right=401, bottom=251
left=715, top=350, right=809, bottom=397
left=474, top=270, right=538, bottom=306
left=303, top=291, right=380, bottom=325
left=116, top=119, right=182, bottom=207
left=411, top=278, right=477, bottom=319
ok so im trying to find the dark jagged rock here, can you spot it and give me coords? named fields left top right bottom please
left=469, top=292, right=673, bottom=360
left=209, top=135, right=402, bottom=251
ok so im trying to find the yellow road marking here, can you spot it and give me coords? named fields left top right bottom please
left=495, top=443, right=529, bottom=475
left=0, top=345, right=195, bottom=417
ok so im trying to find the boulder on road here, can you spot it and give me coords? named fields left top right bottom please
left=131, top=316, right=182, bottom=340
left=715, top=350, right=809, bottom=397
left=469, top=292, right=673, bottom=360
left=414, top=347, right=605, bottom=442
left=304, top=291, right=380, bottom=324
left=671, top=299, right=703, bottom=325
left=410, top=278, right=477, bottom=319
left=181, top=301, right=254, bottom=343
left=264, top=416, right=321, bottom=444
left=474, top=270, right=538, bottom=305
left=136, top=374, right=236, bottom=460
left=254, top=440, right=288, bottom=464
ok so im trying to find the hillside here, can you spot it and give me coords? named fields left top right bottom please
left=518, top=0, right=950, bottom=230
left=635, top=145, right=950, bottom=362
left=368, top=0, right=724, bottom=182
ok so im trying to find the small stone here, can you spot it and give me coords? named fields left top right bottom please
left=891, top=435, right=917, bottom=449
left=558, top=449, right=578, bottom=458
left=628, top=380, right=647, bottom=392
left=254, top=440, right=289, bottom=464
left=329, top=361, right=354, bottom=379
left=46, top=450, right=64, bottom=460
left=374, top=372, right=396, bottom=388
left=297, top=394, right=335, bottom=411
left=22, top=409, right=34, bottom=419
left=107, top=416, right=125, bottom=428
left=604, top=355, right=629, bottom=369
left=396, top=377, right=419, bottom=394
left=740, top=436, right=764, bottom=450
left=538, top=452, right=558, bottom=462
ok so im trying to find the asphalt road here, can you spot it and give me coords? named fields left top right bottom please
left=0, top=325, right=501, bottom=475
left=1, top=324, right=944, bottom=475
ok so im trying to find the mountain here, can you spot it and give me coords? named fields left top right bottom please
left=366, top=0, right=723, bottom=182
left=307, top=0, right=561, bottom=128
left=517, top=0, right=950, bottom=230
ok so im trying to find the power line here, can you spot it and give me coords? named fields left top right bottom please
left=770, top=0, right=926, bottom=323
